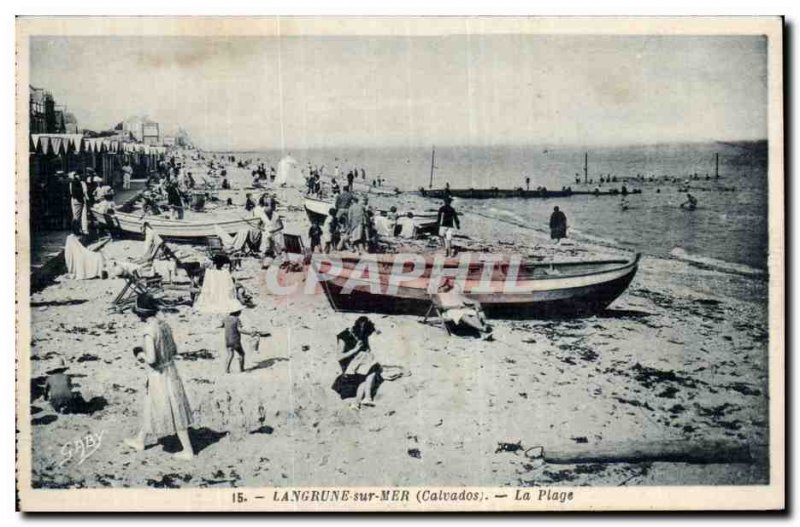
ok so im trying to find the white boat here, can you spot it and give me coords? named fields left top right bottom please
left=91, top=207, right=260, bottom=243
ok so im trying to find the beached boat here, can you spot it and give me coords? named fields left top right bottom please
left=91, top=207, right=261, bottom=243
left=303, top=196, right=439, bottom=236
left=312, top=253, right=640, bottom=319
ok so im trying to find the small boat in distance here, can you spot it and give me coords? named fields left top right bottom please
left=312, top=253, right=641, bottom=319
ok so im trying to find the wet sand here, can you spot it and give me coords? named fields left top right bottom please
left=28, top=161, right=770, bottom=489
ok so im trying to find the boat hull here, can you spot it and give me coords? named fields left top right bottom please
left=326, top=252, right=633, bottom=281
left=314, top=254, right=640, bottom=319
left=92, top=209, right=260, bottom=243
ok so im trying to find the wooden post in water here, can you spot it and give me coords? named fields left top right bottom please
left=715, top=152, right=720, bottom=178
left=584, top=152, right=588, bottom=184
left=429, top=145, right=436, bottom=189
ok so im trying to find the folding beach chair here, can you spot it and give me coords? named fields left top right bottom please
left=207, top=228, right=246, bottom=268
left=283, top=233, right=304, bottom=254
left=206, top=235, right=226, bottom=255
left=282, top=233, right=310, bottom=265
left=160, top=244, right=204, bottom=284
left=110, top=272, right=164, bottom=313
left=422, top=294, right=452, bottom=335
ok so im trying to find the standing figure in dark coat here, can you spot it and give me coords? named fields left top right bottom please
left=549, top=206, right=567, bottom=242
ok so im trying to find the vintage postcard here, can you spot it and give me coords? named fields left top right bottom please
left=15, top=16, right=784, bottom=511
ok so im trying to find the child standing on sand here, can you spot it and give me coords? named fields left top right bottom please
left=309, top=220, right=323, bottom=253
left=220, top=310, right=260, bottom=374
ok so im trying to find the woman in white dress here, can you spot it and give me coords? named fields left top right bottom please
left=124, top=294, right=195, bottom=460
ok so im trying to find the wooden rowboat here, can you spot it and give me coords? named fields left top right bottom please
left=312, top=253, right=640, bottom=319
left=91, top=207, right=261, bottom=243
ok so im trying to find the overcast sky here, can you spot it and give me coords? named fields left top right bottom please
left=29, top=34, right=768, bottom=151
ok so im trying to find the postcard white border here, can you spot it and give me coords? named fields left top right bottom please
left=14, top=15, right=785, bottom=512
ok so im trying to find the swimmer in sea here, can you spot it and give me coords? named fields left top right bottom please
left=680, top=193, right=698, bottom=210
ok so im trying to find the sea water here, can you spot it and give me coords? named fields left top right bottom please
left=231, top=141, right=768, bottom=276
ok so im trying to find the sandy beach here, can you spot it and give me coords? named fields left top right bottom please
left=27, top=156, right=770, bottom=490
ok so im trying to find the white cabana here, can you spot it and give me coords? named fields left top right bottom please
left=275, top=155, right=303, bottom=186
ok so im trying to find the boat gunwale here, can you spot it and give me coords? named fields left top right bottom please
left=312, top=253, right=640, bottom=287
left=112, top=211, right=259, bottom=227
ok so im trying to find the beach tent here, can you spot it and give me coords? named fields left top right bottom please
left=275, top=155, right=303, bottom=186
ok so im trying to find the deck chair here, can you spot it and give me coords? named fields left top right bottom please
left=130, top=229, right=167, bottom=279
left=206, top=235, right=243, bottom=269
left=422, top=294, right=452, bottom=335
left=208, top=224, right=248, bottom=266
left=207, top=235, right=226, bottom=254
left=424, top=292, right=492, bottom=338
left=135, top=229, right=165, bottom=264
left=160, top=244, right=203, bottom=279
left=110, top=272, right=164, bottom=313
left=282, top=233, right=309, bottom=264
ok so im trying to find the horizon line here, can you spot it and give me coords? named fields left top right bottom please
left=198, top=138, right=768, bottom=153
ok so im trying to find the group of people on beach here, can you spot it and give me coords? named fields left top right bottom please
left=50, top=149, right=556, bottom=464
left=111, top=288, right=385, bottom=459
left=306, top=172, right=378, bottom=254
left=250, top=161, right=276, bottom=187
left=66, top=167, right=119, bottom=235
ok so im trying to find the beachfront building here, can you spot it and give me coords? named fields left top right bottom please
left=142, top=121, right=160, bottom=145
left=29, top=86, right=49, bottom=134
left=29, top=86, right=65, bottom=134
left=120, top=115, right=160, bottom=144
left=63, top=112, right=79, bottom=134
left=52, top=107, right=67, bottom=134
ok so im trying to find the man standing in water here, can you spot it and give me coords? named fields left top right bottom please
left=437, top=196, right=460, bottom=257
left=680, top=193, right=698, bottom=210
left=549, top=206, right=568, bottom=243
